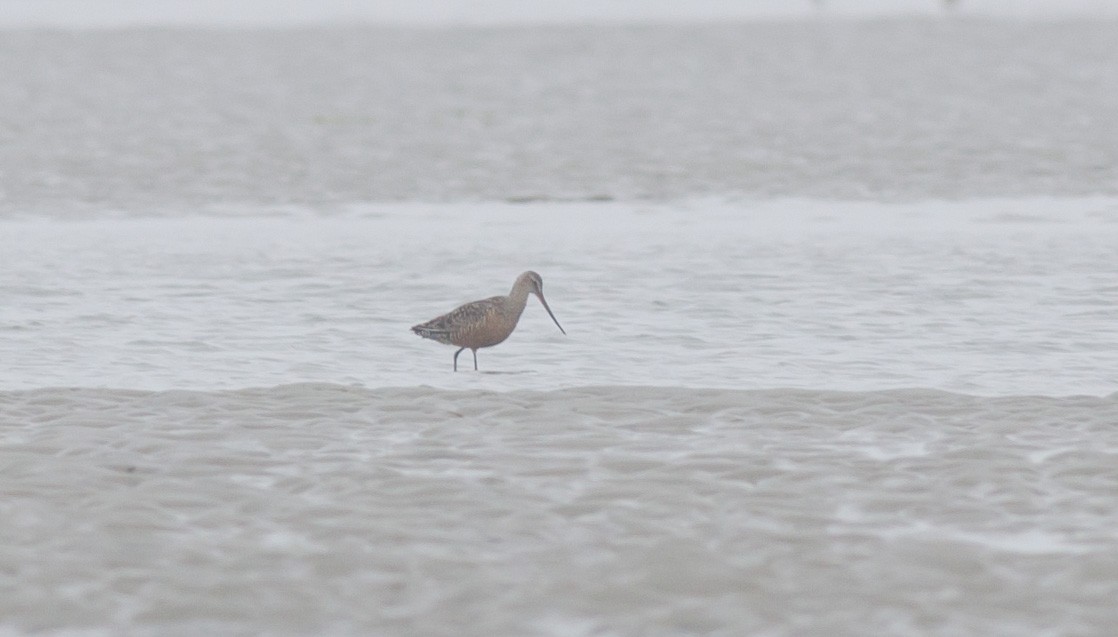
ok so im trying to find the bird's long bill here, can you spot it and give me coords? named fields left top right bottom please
left=536, top=292, right=566, bottom=335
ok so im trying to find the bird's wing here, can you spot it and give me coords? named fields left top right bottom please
left=412, top=296, right=503, bottom=344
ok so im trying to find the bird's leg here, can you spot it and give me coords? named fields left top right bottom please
left=472, top=349, right=478, bottom=371
left=453, top=347, right=465, bottom=372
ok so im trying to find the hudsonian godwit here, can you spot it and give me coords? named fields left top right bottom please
left=411, top=271, right=566, bottom=371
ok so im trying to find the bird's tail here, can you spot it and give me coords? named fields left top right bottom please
left=411, top=323, right=452, bottom=344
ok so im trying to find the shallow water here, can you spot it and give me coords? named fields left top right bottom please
left=3, top=199, right=1117, bottom=395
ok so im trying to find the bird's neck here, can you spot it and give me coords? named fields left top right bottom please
left=507, top=282, right=531, bottom=314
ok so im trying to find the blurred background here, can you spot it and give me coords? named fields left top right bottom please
left=1, top=0, right=1116, bottom=27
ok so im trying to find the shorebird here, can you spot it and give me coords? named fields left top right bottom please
left=411, top=271, right=566, bottom=371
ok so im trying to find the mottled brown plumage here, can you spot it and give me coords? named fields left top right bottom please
left=411, top=271, right=566, bottom=371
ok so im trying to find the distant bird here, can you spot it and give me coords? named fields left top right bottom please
left=411, top=271, right=566, bottom=371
